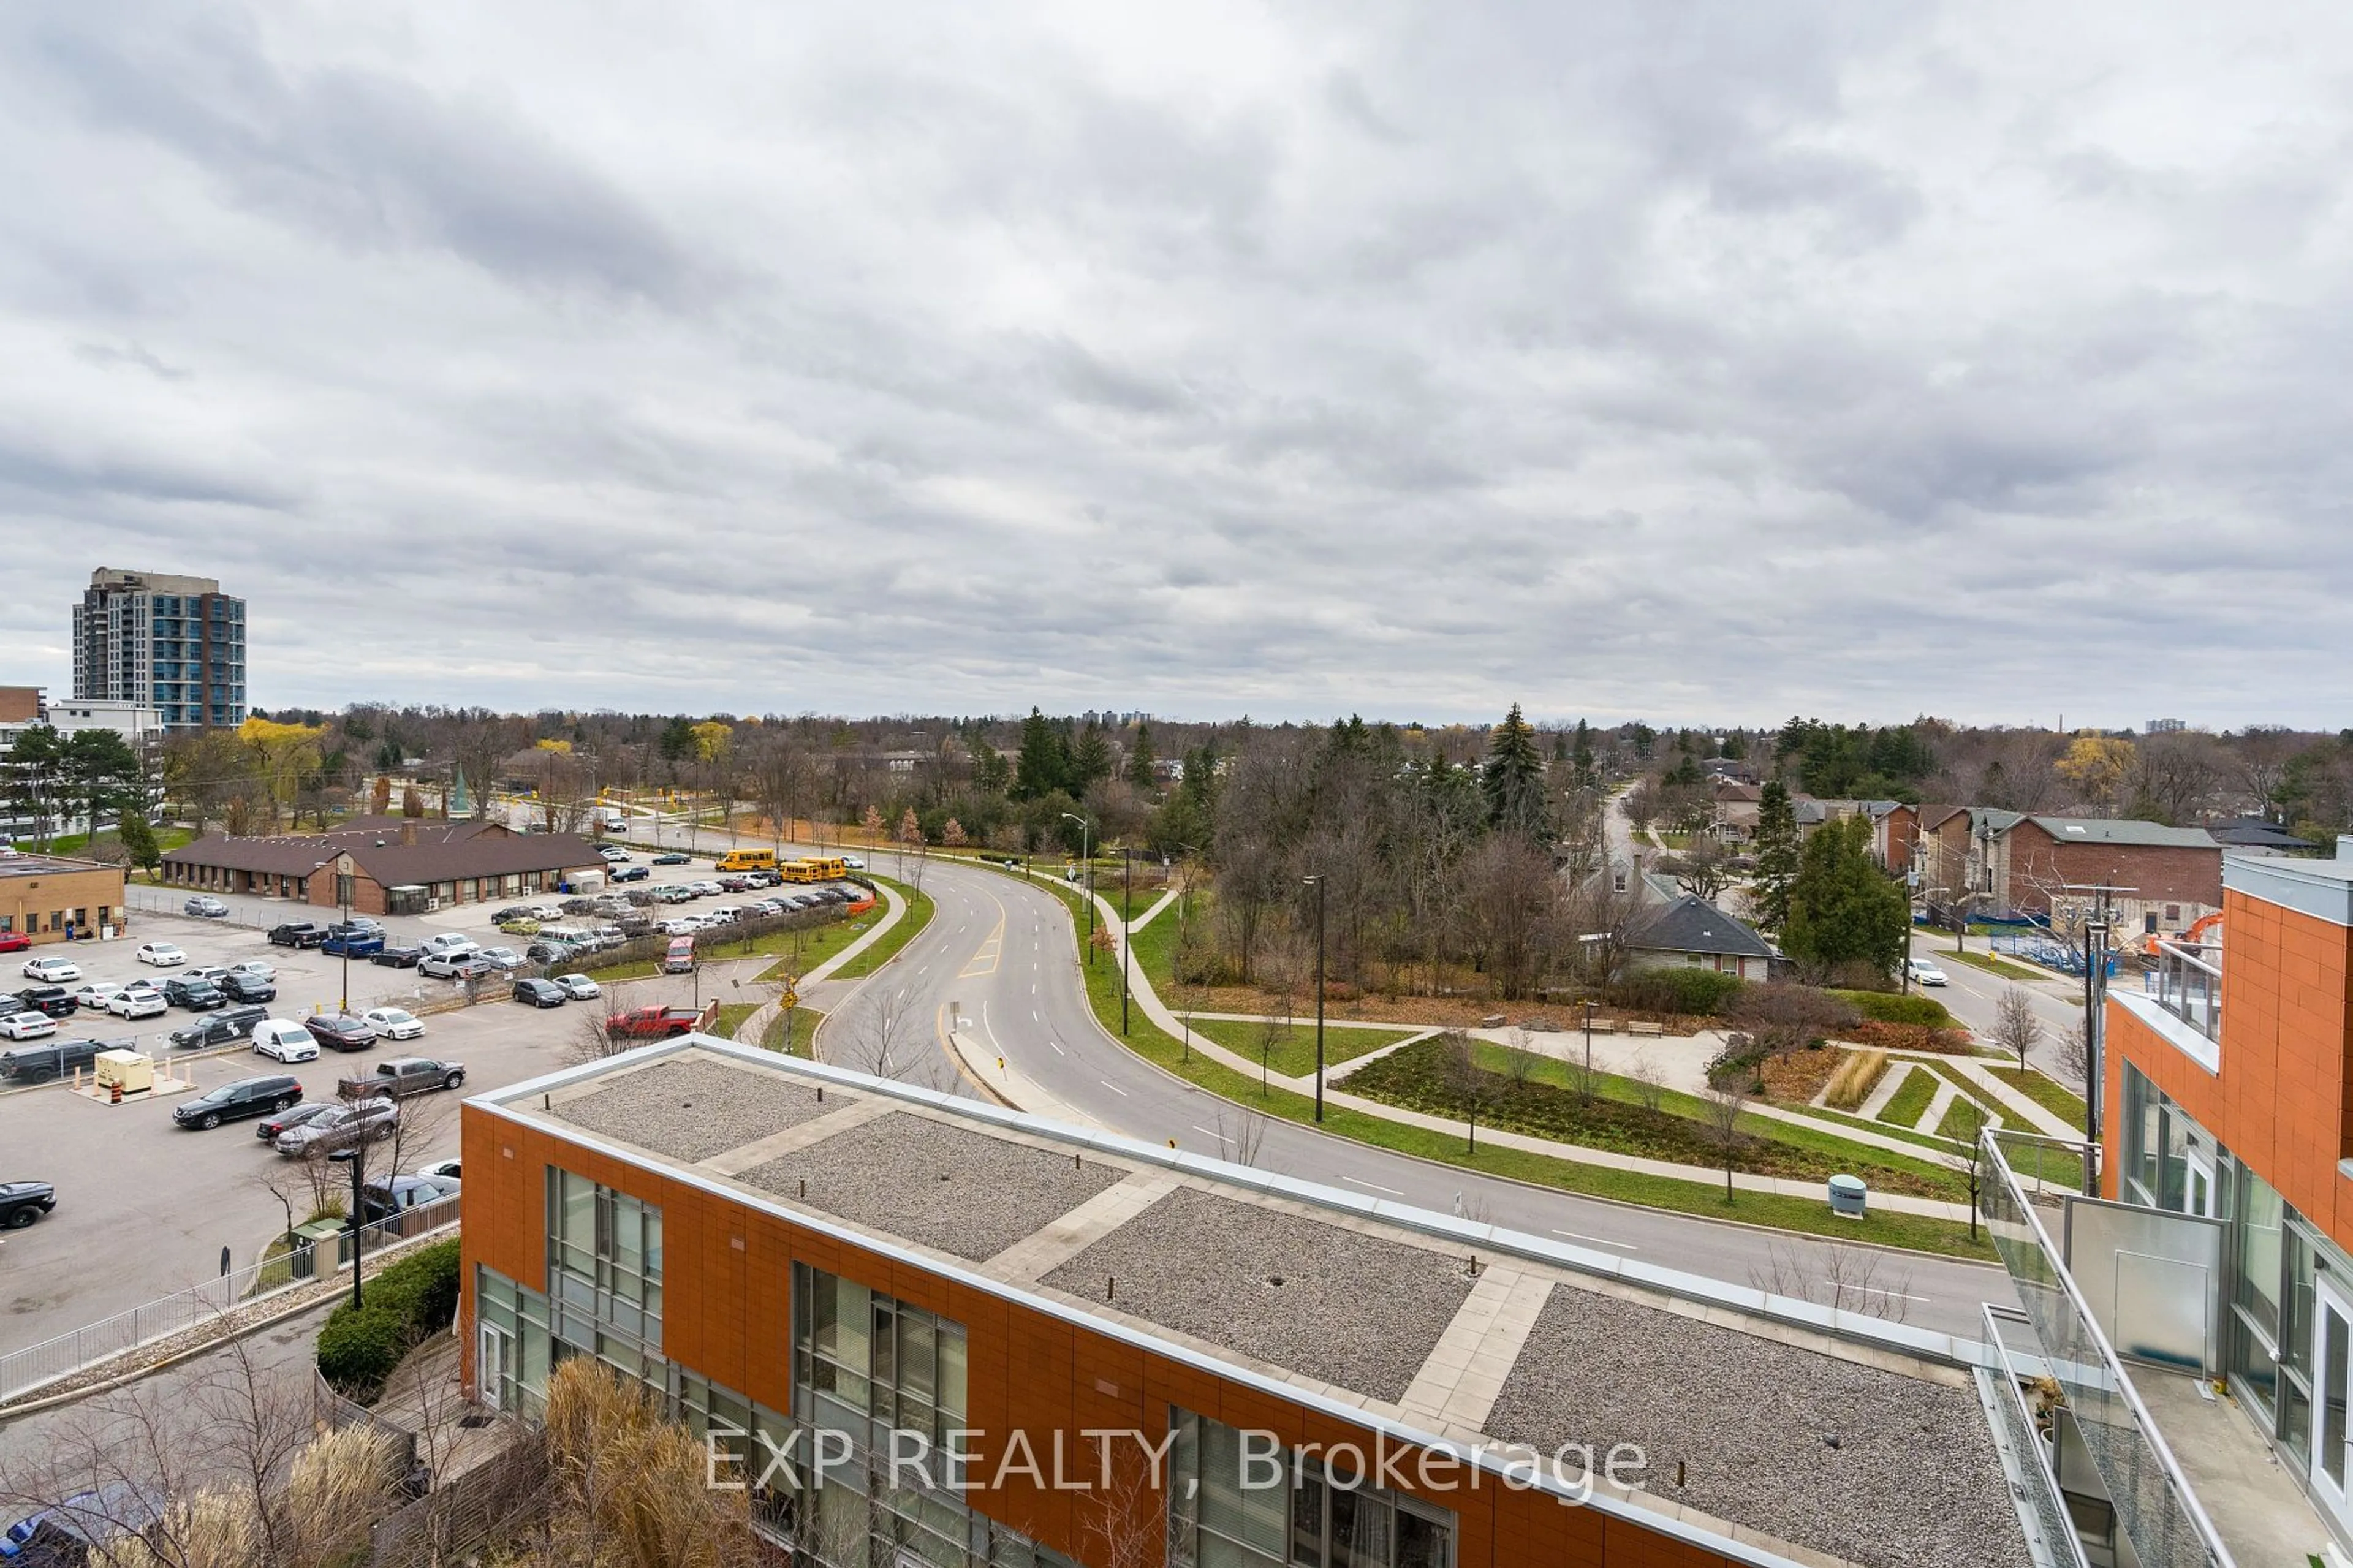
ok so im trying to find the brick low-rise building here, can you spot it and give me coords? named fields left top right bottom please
left=0, top=851, right=127, bottom=944
left=159, top=817, right=601, bottom=914
left=1988, top=816, right=2222, bottom=934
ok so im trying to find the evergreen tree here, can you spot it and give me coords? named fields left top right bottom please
left=1751, top=780, right=1800, bottom=932
left=972, top=740, right=1010, bottom=796
left=1010, top=708, right=1066, bottom=801
left=1481, top=703, right=1548, bottom=840
left=115, top=808, right=160, bottom=872
left=1070, top=722, right=1113, bottom=793
left=1781, top=816, right=1909, bottom=984
left=657, top=716, right=697, bottom=781
left=1125, top=722, right=1158, bottom=792
left=1571, top=719, right=1595, bottom=788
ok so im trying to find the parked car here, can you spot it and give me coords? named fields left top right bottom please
left=598, top=846, right=631, bottom=862
left=274, top=1099, right=397, bottom=1157
left=553, top=973, right=601, bottom=1001
left=182, top=895, right=230, bottom=918
left=255, top=1100, right=338, bottom=1141
left=475, top=947, right=525, bottom=971
left=707, top=906, right=745, bottom=926
left=219, top=971, right=276, bottom=1004
left=251, top=1020, right=320, bottom=1063
left=0, top=1181, right=55, bottom=1229
left=168, top=1006, right=270, bottom=1050
left=420, top=950, right=480, bottom=979
left=16, top=986, right=76, bottom=1018
left=186, top=965, right=232, bottom=986
left=369, top=943, right=425, bottom=969
left=360, top=1172, right=463, bottom=1222
left=162, top=976, right=225, bottom=1011
left=303, top=1013, right=376, bottom=1052
left=172, top=1074, right=303, bottom=1130
left=69, top=982, right=125, bottom=1012
left=420, top=933, right=480, bottom=958
left=228, top=960, right=276, bottom=982
left=610, top=865, right=650, bottom=883
left=689, top=881, right=724, bottom=897
left=20, top=956, right=79, bottom=984
left=841, top=855, right=866, bottom=870
left=327, top=918, right=385, bottom=937
left=523, top=941, right=575, bottom=966
left=652, top=852, right=691, bottom=865
left=320, top=929, right=384, bottom=958
left=338, top=1056, right=466, bottom=1100
left=134, top=942, right=188, bottom=968
left=512, top=977, right=566, bottom=1009
left=414, top=1157, right=463, bottom=1183
left=108, top=986, right=169, bottom=1020
left=0, top=1013, right=57, bottom=1042
left=605, top=1005, right=702, bottom=1040
left=359, top=1007, right=426, bottom=1041
left=267, top=922, right=328, bottom=949
left=1904, top=957, right=1950, bottom=987
left=716, top=875, right=756, bottom=894
left=0, top=1037, right=113, bottom=1083
left=0, top=933, right=28, bottom=954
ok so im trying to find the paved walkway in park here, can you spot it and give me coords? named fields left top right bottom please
left=1079, top=890, right=1977, bottom=1224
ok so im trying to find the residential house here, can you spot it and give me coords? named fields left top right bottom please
left=1984, top=816, right=2223, bottom=936
left=2204, top=816, right=2317, bottom=857
left=1709, top=780, right=1761, bottom=843
left=1626, top=892, right=1778, bottom=980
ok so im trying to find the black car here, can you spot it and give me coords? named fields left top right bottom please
left=488, top=907, right=533, bottom=923
left=254, top=1100, right=338, bottom=1142
left=370, top=942, right=425, bottom=969
left=304, top=1013, right=376, bottom=1051
left=172, top=1074, right=302, bottom=1130
left=652, top=852, right=691, bottom=865
left=167, top=1006, right=270, bottom=1050
left=218, top=971, right=277, bottom=1003
left=609, top=865, right=650, bottom=883
left=0, top=1039, right=113, bottom=1083
left=162, top=976, right=225, bottom=1010
left=16, top=986, right=76, bottom=1018
left=267, top=922, right=328, bottom=949
left=0, top=1181, right=55, bottom=1229
left=523, top=941, right=575, bottom=966
left=512, top=977, right=566, bottom=1008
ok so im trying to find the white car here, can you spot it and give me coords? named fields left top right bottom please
left=598, top=846, right=631, bottom=862
left=108, top=988, right=168, bottom=1020
left=20, top=956, right=79, bottom=983
left=361, top=1007, right=426, bottom=1042
left=251, top=1020, right=320, bottom=1062
left=841, top=855, right=866, bottom=869
left=658, top=918, right=699, bottom=936
left=526, top=904, right=564, bottom=922
left=70, top=982, right=126, bottom=1010
left=185, top=965, right=232, bottom=986
left=476, top=947, right=525, bottom=971
left=135, top=943, right=188, bottom=967
left=0, top=1012, right=58, bottom=1041
left=227, top=960, right=277, bottom=982
left=1904, top=957, right=1950, bottom=987
left=553, top=973, right=601, bottom=1001
left=420, top=934, right=479, bottom=958
left=414, top=1157, right=463, bottom=1183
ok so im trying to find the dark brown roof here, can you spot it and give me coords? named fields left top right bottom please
left=164, top=821, right=599, bottom=886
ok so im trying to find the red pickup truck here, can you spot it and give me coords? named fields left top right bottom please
left=605, top=1005, right=704, bottom=1040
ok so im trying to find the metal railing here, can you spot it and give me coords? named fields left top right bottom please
left=2145, top=941, right=2221, bottom=1042
left=0, top=1195, right=460, bottom=1407
left=1980, top=1129, right=2234, bottom=1568
left=1980, top=1303, right=2093, bottom=1568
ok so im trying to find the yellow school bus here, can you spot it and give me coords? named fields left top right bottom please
left=779, top=855, right=848, bottom=884
left=715, top=849, right=778, bottom=873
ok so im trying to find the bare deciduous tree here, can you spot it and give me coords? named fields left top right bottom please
left=1989, top=986, right=2044, bottom=1072
left=1748, top=1239, right=1919, bottom=1324
left=1440, top=1032, right=1500, bottom=1153
left=1211, top=1106, right=1271, bottom=1168
left=1699, top=1081, right=1751, bottom=1202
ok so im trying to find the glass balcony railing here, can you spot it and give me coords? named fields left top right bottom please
left=2145, top=941, right=2221, bottom=1041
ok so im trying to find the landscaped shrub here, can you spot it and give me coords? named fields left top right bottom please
left=1606, top=968, right=1746, bottom=1017
left=1730, top=984, right=1860, bottom=1056
left=1830, top=989, right=1957, bottom=1028
left=317, top=1239, right=461, bottom=1404
left=1849, top=1020, right=1975, bottom=1056
left=1824, top=1048, right=1889, bottom=1110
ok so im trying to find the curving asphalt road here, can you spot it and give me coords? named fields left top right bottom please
left=813, top=854, right=2010, bottom=1337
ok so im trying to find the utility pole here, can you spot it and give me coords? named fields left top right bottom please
left=2064, top=882, right=2128, bottom=1197
left=1120, top=849, right=1133, bottom=1036
left=1061, top=813, right=1092, bottom=963
left=1303, top=874, right=1327, bottom=1123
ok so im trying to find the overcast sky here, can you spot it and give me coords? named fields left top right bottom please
left=4, top=3, right=2349, bottom=730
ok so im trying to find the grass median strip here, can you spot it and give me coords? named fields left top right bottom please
left=711, top=1002, right=762, bottom=1040
left=1985, top=1064, right=2088, bottom=1130
left=988, top=864, right=1995, bottom=1259
left=1178, top=1016, right=1415, bottom=1078
left=1944, top=949, right=2048, bottom=983
left=829, top=874, right=934, bottom=979
left=1875, top=1064, right=1938, bottom=1129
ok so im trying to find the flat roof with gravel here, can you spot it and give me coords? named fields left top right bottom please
left=737, top=1112, right=1126, bottom=1262
left=549, top=1055, right=850, bottom=1165
left=1040, top=1186, right=1476, bottom=1403
left=1482, top=1289, right=2031, bottom=1568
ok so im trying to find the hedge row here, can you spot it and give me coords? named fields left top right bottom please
left=1603, top=968, right=1746, bottom=1017
left=316, top=1238, right=461, bottom=1404
left=1828, top=989, right=1957, bottom=1028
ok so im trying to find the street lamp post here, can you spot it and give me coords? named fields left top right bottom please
left=1583, top=997, right=1596, bottom=1081
left=1061, top=812, right=1093, bottom=964
left=1120, top=849, right=1133, bottom=1036
left=330, top=1141, right=366, bottom=1309
left=1303, top=874, right=1327, bottom=1122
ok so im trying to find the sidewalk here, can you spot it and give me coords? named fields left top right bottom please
left=1084, top=889, right=1976, bottom=1224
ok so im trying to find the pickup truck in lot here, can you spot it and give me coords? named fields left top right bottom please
left=267, top=922, right=330, bottom=949
left=370, top=942, right=425, bottom=969
left=336, top=1056, right=466, bottom=1100
left=604, top=1005, right=703, bottom=1041
left=320, top=930, right=385, bottom=958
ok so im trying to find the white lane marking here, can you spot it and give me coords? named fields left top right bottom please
left=1192, top=1125, right=1219, bottom=1139
left=1339, top=1175, right=1404, bottom=1196
left=1049, top=1041, right=1065, bottom=1056
left=1552, top=1230, right=1636, bottom=1251
left=1097, top=1080, right=1128, bottom=1096
left=1828, top=1281, right=1931, bottom=1304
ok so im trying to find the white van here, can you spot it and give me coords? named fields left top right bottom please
left=251, top=1020, right=320, bottom=1063
left=420, top=933, right=480, bottom=958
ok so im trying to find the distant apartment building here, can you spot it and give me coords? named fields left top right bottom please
left=1971, top=839, right=2353, bottom=1564
left=461, top=1042, right=2056, bottom=1567
left=71, top=567, right=246, bottom=730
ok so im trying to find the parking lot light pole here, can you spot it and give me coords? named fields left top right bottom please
left=330, top=1143, right=365, bottom=1309
left=1303, top=874, right=1326, bottom=1122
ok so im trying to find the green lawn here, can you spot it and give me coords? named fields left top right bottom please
left=829, top=875, right=935, bottom=979
left=1945, top=949, right=2047, bottom=982
left=711, top=1002, right=762, bottom=1040
left=1985, top=1065, right=2090, bottom=1131
left=1936, top=1097, right=1993, bottom=1141
left=1178, top=1016, right=1417, bottom=1079
left=1782, top=1100, right=1965, bottom=1156
left=749, top=913, right=885, bottom=983
left=1923, top=1059, right=2008, bottom=1122
left=971, top=862, right=1993, bottom=1259
left=15, top=825, right=197, bottom=858
left=765, top=1006, right=824, bottom=1056
left=1875, top=1064, right=1938, bottom=1129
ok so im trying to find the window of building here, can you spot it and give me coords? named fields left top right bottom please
left=547, top=1168, right=663, bottom=1375
left=1167, top=1407, right=1455, bottom=1568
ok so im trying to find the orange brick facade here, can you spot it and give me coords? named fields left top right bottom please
left=458, top=1106, right=1741, bottom=1567
left=2105, top=886, right=2353, bottom=1256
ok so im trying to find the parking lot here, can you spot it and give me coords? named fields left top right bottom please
left=0, top=846, right=794, bottom=1356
